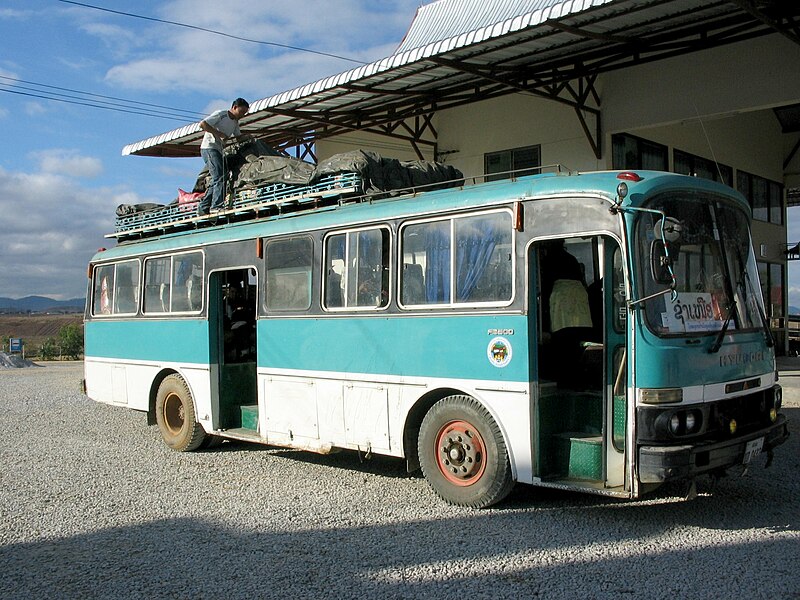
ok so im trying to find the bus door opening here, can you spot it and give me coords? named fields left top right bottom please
left=210, top=268, right=258, bottom=433
left=532, top=236, right=627, bottom=490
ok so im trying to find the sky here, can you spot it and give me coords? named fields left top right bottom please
left=2, top=1, right=800, bottom=308
left=0, top=0, right=422, bottom=300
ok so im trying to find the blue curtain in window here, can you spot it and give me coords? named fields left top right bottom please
left=424, top=224, right=450, bottom=302
left=456, top=218, right=500, bottom=301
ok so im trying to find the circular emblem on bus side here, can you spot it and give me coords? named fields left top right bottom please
left=487, top=337, right=512, bottom=368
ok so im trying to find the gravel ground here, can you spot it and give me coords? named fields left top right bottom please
left=1, top=361, right=798, bottom=599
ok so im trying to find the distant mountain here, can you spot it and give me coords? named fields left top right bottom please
left=791, top=306, right=800, bottom=316
left=0, top=296, right=85, bottom=313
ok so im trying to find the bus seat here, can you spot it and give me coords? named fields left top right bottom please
left=159, top=282, right=170, bottom=312
left=403, top=263, right=425, bottom=304
left=187, top=275, right=202, bottom=310
left=550, top=279, right=592, bottom=332
left=115, top=285, right=137, bottom=313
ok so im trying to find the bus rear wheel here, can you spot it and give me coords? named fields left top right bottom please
left=155, top=374, right=207, bottom=452
left=418, top=395, right=513, bottom=508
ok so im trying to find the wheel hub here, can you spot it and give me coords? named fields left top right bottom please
left=163, top=392, right=186, bottom=435
left=435, top=420, right=487, bottom=486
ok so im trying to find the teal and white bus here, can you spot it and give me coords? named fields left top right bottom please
left=84, top=169, right=789, bottom=507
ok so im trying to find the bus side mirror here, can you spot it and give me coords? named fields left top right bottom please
left=650, top=240, right=679, bottom=285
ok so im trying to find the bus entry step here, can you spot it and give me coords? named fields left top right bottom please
left=240, top=405, right=259, bottom=431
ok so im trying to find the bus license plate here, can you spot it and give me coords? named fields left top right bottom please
left=743, top=437, right=764, bottom=464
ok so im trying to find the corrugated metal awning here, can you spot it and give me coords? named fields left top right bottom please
left=123, top=0, right=800, bottom=158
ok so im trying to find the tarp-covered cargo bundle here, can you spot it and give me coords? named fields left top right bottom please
left=112, top=144, right=464, bottom=238
left=309, top=150, right=463, bottom=197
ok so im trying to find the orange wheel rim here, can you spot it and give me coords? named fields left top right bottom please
left=434, top=420, right=487, bottom=486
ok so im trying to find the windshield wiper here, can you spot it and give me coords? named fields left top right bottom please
left=711, top=245, right=774, bottom=353
left=709, top=297, right=736, bottom=353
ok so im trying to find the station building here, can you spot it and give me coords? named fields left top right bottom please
left=123, top=0, right=800, bottom=352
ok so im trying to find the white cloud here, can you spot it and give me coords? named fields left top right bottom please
left=101, top=1, right=421, bottom=97
left=0, top=8, right=31, bottom=19
left=0, top=164, right=153, bottom=299
left=23, top=101, right=47, bottom=116
left=32, top=149, right=104, bottom=179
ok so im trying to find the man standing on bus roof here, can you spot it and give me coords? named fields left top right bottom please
left=197, top=97, right=250, bottom=216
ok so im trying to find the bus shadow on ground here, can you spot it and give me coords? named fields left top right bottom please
left=203, top=438, right=414, bottom=478
left=1, top=504, right=797, bottom=599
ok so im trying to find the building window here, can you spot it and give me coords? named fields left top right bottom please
left=611, top=134, right=668, bottom=171
left=673, top=149, right=733, bottom=187
left=484, top=145, right=541, bottom=182
left=758, top=261, right=785, bottom=321
left=737, top=171, right=784, bottom=225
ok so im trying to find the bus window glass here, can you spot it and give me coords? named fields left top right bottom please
left=144, top=257, right=171, bottom=314
left=401, top=220, right=451, bottom=305
left=92, top=264, right=115, bottom=315
left=172, top=252, right=203, bottom=312
left=325, top=234, right=345, bottom=308
left=325, top=228, right=389, bottom=310
left=266, top=237, right=313, bottom=310
left=113, top=260, right=140, bottom=314
left=455, top=213, right=512, bottom=302
left=401, top=212, right=513, bottom=307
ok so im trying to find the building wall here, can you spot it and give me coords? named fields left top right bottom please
left=315, top=33, right=798, bottom=352
left=603, top=35, right=800, bottom=133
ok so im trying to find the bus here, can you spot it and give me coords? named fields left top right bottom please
left=84, top=169, right=789, bottom=508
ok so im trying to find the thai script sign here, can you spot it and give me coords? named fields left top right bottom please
left=663, top=292, right=725, bottom=333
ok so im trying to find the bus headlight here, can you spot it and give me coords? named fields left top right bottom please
left=685, top=411, right=698, bottom=433
left=669, top=414, right=681, bottom=434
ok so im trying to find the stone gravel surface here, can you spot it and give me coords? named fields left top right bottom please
left=1, top=361, right=798, bottom=599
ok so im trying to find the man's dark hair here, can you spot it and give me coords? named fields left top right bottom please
left=232, top=97, right=250, bottom=110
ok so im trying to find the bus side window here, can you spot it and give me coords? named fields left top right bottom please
left=265, top=236, right=313, bottom=311
left=144, top=257, right=171, bottom=314
left=92, top=264, right=115, bottom=316
left=324, top=228, right=389, bottom=310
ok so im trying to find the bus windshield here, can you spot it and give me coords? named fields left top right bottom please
left=636, top=192, right=764, bottom=336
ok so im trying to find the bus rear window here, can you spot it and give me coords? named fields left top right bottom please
left=91, top=259, right=140, bottom=316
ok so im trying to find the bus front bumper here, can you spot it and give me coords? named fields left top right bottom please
left=638, top=415, right=789, bottom=484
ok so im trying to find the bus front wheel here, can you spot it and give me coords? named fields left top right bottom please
left=155, top=374, right=207, bottom=452
left=418, top=395, right=513, bottom=508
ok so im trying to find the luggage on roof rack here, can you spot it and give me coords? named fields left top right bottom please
left=109, top=148, right=463, bottom=241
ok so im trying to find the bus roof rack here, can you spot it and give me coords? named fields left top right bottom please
left=108, top=172, right=365, bottom=241
left=107, top=162, right=574, bottom=242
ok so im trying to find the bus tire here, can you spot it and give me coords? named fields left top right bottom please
left=155, top=374, right=207, bottom=452
left=418, top=395, right=513, bottom=508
